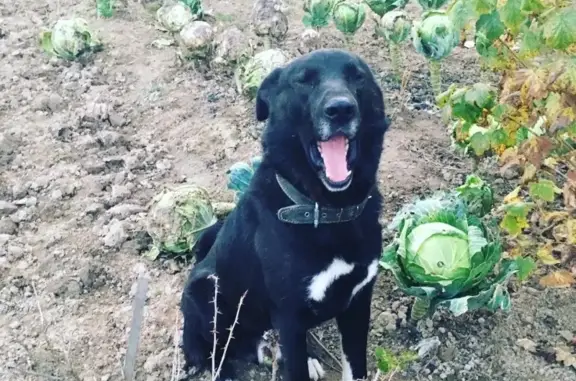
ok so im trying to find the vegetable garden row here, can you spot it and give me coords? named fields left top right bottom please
left=38, top=0, right=576, bottom=376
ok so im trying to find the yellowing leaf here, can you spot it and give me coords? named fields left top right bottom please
left=504, top=186, right=522, bottom=204
left=521, top=136, right=554, bottom=169
left=543, top=157, right=558, bottom=169
left=567, top=219, right=576, bottom=245
left=529, top=178, right=562, bottom=202
left=541, top=211, right=569, bottom=224
left=539, top=270, right=576, bottom=288
left=520, top=163, right=537, bottom=184
left=537, top=243, right=560, bottom=265
left=520, top=68, right=548, bottom=103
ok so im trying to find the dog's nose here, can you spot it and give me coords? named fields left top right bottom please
left=323, top=97, right=357, bottom=123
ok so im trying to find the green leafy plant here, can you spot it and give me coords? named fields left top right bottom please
left=455, top=174, right=495, bottom=217
left=437, top=0, right=576, bottom=287
left=417, top=0, right=449, bottom=11
left=303, top=0, right=335, bottom=29
left=412, top=10, right=460, bottom=97
left=375, top=347, right=418, bottom=375
left=380, top=189, right=521, bottom=320
left=376, top=10, right=412, bottom=79
left=364, top=0, right=409, bottom=17
left=96, top=0, right=114, bottom=18
left=180, top=0, right=204, bottom=19
left=39, top=18, right=103, bottom=61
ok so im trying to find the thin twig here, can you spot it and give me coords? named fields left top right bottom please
left=309, top=332, right=342, bottom=370
left=208, top=274, right=220, bottom=381
left=498, top=38, right=528, bottom=68
left=170, top=314, right=182, bottom=381
left=31, top=282, right=44, bottom=326
left=215, top=291, right=248, bottom=379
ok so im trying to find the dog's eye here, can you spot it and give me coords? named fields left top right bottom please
left=294, top=69, right=317, bottom=86
left=345, top=65, right=365, bottom=83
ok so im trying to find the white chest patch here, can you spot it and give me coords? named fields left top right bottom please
left=351, top=259, right=378, bottom=300
left=307, top=258, right=379, bottom=303
left=308, top=258, right=355, bottom=302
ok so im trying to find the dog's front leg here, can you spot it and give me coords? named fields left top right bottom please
left=336, top=281, right=375, bottom=381
left=274, top=317, right=310, bottom=381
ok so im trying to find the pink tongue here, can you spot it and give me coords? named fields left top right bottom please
left=319, top=136, right=349, bottom=182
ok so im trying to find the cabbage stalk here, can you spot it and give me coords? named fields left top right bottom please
left=412, top=11, right=460, bottom=97
left=237, top=49, right=288, bottom=98
left=332, top=0, right=366, bottom=39
left=376, top=10, right=411, bottom=79
left=40, top=18, right=103, bottom=61
left=380, top=191, right=519, bottom=320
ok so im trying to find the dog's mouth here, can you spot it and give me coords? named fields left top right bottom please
left=309, top=135, right=358, bottom=192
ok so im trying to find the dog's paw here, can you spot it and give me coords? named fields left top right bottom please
left=307, top=357, right=326, bottom=380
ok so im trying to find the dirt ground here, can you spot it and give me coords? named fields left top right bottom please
left=1, top=0, right=575, bottom=380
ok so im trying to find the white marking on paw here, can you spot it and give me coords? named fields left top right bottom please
left=340, top=350, right=353, bottom=381
left=351, top=260, right=378, bottom=299
left=257, top=340, right=267, bottom=364
left=307, top=357, right=326, bottom=380
left=308, top=258, right=355, bottom=302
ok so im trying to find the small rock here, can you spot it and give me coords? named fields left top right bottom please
left=559, top=330, right=574, bottom=342
left=9, top=320, right=20, bottom=329
left=86, top=203, right=105, bottom=216
left=110, top=185, right=131, bottom=203
left=12, top=184, right=28, bottom=199
left=78, top=265, right=96, bottom=289
left=108, top=111, right=126, bottom=127
left=439, top=343, right=457, bottom=362
left=377, top=311, right=397, bottom=332
left=0, top=201, right=17, bottom=216
left=106, top=203, right=144, bottom=219
left=31, top=94, right=50, bottom=111
left=97, top=131, right=124, bottom=147
left=413, top=336, right=441, bottom=359
left=84, top=161, right=106, bottom=174
left=500, top=162, right=521, bottom=180
left=50, top=189, right=63, bottom=200
left=0, top=218, right=17, bottom=235
left=7, top=245, right=24, bottom=260
left=516, top=338, right=537, bottom=353
left=103, top=219, right=128, bottom=248
left=47, top=93, right=64, bottom=112
left=13, top=197, right=37, bottom=207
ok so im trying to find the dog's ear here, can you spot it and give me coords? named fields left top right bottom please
left=256, top=67, right=282, bottom=122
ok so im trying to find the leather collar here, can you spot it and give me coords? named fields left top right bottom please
left=275, top=174, right=371, bottom=228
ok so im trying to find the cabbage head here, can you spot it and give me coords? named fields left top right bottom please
left=412, top=10, right=460, bottom=61
left=40, top=18, right=103, bottom=61
left=238, top=49, right=288, bottom=98
left=381, top=192, right=518, bottom=317
left=145, top=184, right=217, bottom=260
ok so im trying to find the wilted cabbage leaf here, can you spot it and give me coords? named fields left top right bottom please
left=40, top=18, right=103, bottom=61
left=237, top=49, right=288, bottom=98
left=212, top=26, right=252, bottom=66
left=145, top=184, right=217, bottom=260
left=455, top=174, right=495, bottom=217
left=377, top=10, right=411, bottom=44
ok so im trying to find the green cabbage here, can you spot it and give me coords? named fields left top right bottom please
left=412, top=10, right=460, bottom=62
left=227, top=156, right=262, bottom=201
left=40, top=18, right=103, bottom=61
left=332, top=0, right=366, bottom=36
left=377, top=10, right=411, bottom=44
left=237, top=49, right=288, bottom=98
left=303, top=0, right=335, bottom=28
left=145, top=184, right=217, bottom=260
left=381, top=191, right=519, bottom=319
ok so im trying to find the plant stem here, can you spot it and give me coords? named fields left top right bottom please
left=263, top=36, right=271, bottom=50
left=429, top=59, right=442, bottom=98
left=389, top=42, right=401, bottom=81
left=410, top=297, right=431, bottom=321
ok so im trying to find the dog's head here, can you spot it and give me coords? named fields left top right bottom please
left=257, top=49, right=389, bottom=201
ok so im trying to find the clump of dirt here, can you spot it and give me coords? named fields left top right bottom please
left=0, top=1, right=575, bottom=381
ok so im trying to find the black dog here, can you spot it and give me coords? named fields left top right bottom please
left=181, top=49, right=390, bottom=381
